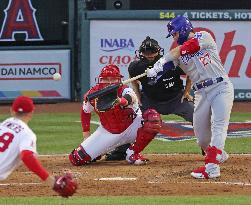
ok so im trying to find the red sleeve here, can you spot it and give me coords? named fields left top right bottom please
left=20, top=150, right=49, bottom=181
left=180, top=38, right=200, bottom=56
left=81, top=107, right=91, bottom=132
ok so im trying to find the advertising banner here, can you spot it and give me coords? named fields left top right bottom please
left=0, top=0, right=69, bottom=45
left=90, top=20, right=251, bottom=100
left=0, top=50, right=71, bottom=100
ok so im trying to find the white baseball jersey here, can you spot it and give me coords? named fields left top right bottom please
left=0, top=117, right=37, bottom=180
left=174, top=31, right=229, bottom=84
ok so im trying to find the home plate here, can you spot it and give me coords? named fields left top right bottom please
left=95, top=177, right=137, bottom=181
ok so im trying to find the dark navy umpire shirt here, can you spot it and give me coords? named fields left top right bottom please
left=128, top=56, right=185, bottom=101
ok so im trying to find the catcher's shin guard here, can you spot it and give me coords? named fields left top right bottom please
left=69, top=145, right=91, bottom=166
left=131, top=127, right=157, bottom=154
left=131, top=109, right=161, bottom=154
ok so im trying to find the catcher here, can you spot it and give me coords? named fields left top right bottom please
left=69, top=64, right=162, bottom=165
left=0, top=96, right=77, bottom=197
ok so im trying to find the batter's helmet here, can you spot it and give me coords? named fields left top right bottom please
left=166, top=16, right=193, bottom=45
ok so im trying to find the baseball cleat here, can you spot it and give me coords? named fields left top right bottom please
left=126, top=148, right=149, bottom=165
left=191, top=163, right=220, bottom=179
left=218, top=150, right=229, bottom=164
left=128, top=153, right=149, bottom=165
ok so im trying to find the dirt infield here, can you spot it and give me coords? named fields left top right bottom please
left=1, top=154, right=251, bottom=196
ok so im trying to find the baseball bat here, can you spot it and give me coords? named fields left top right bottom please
left=86, top=72, right=147, bottom=101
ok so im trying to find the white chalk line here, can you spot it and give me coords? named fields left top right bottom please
left=148, top=181, right=251, bottom=187
left=0, top=182, right=41, bottom=186
left=2, top=180, right=250, bottom=187
left=94, top=177, right=137, bottom=181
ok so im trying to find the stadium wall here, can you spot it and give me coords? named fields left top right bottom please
left=81, top=9, right=251, bottom=101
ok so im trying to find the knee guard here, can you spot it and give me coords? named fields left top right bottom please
left=142, top=109, right=162, bottom=133
left=69, top=145, right=91, bottom=166
left=131, top=109, right=162, bottom=154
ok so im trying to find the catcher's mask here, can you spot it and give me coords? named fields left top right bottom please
left=166, top=15, right=193, bottom=45
left=97, top=64, right=123, bottom=88
left=135, top=36, right=163, bottom=62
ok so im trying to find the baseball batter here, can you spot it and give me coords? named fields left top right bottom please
left=0, top=96, right=77, bottom=197
left=147, top=16, right=234, bottom=179
left=69, top=64, right=162, bottom=166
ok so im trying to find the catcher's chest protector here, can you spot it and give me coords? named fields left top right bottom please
left=93, top=85, right=136, bottom=134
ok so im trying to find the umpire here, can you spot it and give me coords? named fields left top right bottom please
left=106, top=36, right=194, bottom=160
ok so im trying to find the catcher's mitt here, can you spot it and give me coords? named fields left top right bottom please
left=95, top=89, right=119, bottom=112
left=53, top=173, right=77, bottom=198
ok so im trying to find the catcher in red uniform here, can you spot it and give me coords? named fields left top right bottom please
left=69, top=64, right=162, bottom=165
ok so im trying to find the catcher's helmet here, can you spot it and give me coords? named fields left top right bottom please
left=166, top=16, right=193, bottom=45
left=98, top=64, right=123, bottom=85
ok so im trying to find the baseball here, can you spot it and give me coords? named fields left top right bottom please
left=53, top=73, right=62, bottom=81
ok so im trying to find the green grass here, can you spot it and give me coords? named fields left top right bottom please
left=1, top=196, right=251, bottom=205
left=0, top=112, right=251, bottom=154
left=144, top=136, right=251, bottom=154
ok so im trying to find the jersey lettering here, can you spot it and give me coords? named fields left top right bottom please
left=199, top=52, right=212, bottom=67
left=3, top=122, right=23, bottom=133
left=165, top=81, right=174, bottom=88
left=194, top=32, right=203, bottom=40
left=0, top=0, right=43, bottom=41
left=0, top=132, right=14, bottom=152
left=181, top=50, right=204, bottom=65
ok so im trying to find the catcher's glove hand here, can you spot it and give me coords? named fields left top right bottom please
left=53, top=173, right=77, bottom=198
left=95, top=89, right=119, bottom=112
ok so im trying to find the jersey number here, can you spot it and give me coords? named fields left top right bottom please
left=199, top=52, right=212, bottom=67
left=0, top=132, right=14, bottom=152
